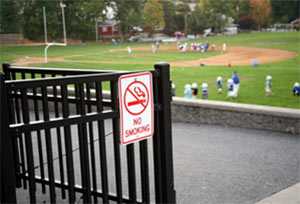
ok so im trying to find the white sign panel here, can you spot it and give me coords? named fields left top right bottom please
left=118, top=72, right=154, bottom=145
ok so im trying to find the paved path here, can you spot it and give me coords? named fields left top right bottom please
left=256, top=183, right=300, bottom=204
left=17, top=122, right=299, bottom=204
left=173, top=123, right=299, bottom=204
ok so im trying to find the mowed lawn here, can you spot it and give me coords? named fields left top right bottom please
left=1, top=32, right=299, bottom=109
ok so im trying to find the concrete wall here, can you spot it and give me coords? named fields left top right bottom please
left=172, top=97, right=300, bottom=135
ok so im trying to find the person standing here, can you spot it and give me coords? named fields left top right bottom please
left=171, top=83, right=176, bottom=97
left=191, top=83, right=198, bottom=99
left=293, top=82, right=300, bottom=96
left=265, top=75, right=272, bottom=96
left=216, top=76, right=223, bottom=93
left=184, top=84, right=192, bottom=99
left=127, top=46, right=132, bottom=54
left=232, top=71, right=240, bottom=98
left=227, top=78, right=234, bottom=98
left=222, top=43, right=227, bottom=53
left=201, top=82, right=208, bottom=99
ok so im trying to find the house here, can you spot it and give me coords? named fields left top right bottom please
left=224, top=24, right=239, bottom=35
left=290, top=18, right=300, bottom=30
left=98, top=20, right=120, bottom=39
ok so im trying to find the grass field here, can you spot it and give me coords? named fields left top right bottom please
left=1, top=32, right=299, bottom=109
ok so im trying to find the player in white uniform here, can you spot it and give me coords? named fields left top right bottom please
left=227, top=78, right=234, bottom=98
left=127, top=46, right=132, bottom=54
left=184, top=84, right=192, bottom=99
left=265, top=75, right=272, bottom=96
left=201, top=82, right=208, bottom=99
left=216, top=76, right=223, bottom=93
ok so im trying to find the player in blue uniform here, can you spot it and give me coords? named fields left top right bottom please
left=232, top=71, right=240, bottom=98
left=293, top=82, right=300, bottom=96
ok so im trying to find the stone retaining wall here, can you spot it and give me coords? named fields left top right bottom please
left=172, top=97, right=300, bottom=135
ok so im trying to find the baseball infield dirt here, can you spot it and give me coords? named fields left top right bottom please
left=13, top=45, right=297, bottom=67
left=170, top=46, right=297, bottom=67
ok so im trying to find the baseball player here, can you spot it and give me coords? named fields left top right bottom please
left=265, top=75, right=272, bottom=96
left=232, top=71, right=240, bottom=98
left=191, top=82, right=198, bottom=99
left=184, top=84, right=192, bottom=99
left=201, top=82, right=208, bottom=99
left=293, top=82, right=300, bottom=96
left=227, top=78, right=234, bottom=98
left=216, top=76, right=223, bottom=93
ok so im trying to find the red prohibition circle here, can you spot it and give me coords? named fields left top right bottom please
left=124, top=80, right=149, bottom=115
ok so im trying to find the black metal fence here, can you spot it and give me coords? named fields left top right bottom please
left=0, top=63, right=175, bottom=203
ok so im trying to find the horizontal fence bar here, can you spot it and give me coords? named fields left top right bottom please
left=8, top=66, right=127, bottom=75
left=9, top=92, right=112, bottom=107
left=5, top=72, right=129, bottom=89
left=9, top=111, right=117, bottom=132
left=19, top=175, right=143, bottom=204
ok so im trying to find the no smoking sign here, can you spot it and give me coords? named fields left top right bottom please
left=118, top=72, right=154, bottom=145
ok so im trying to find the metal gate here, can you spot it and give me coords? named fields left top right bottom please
left=0, top=63, right=175, bottom=204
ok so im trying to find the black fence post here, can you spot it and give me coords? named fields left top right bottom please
left=154, top=62, right=176, bottom=204
left=0, top=74, right=17, bottom=203
left=2, top=63, right=11, bottom=80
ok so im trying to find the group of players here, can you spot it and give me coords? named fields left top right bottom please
left=180, top=71, right=240, bottom=99
left=177, top=42, right=210, bottom=53
left=126, top=41, right=225, bottom=54
left=173, top=72, right=300, bottom=99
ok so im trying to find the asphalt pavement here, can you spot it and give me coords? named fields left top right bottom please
left=16, top=122, right=300, bottom=204
left=172, top=123, right=299, bottom=204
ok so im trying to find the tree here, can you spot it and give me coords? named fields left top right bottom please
left=162, top=0, right=177, bottom=34
left=64, top=0, right=105, bottom=41
left=249, top=0, right=272, bottom=30
left=175, top=1, right=191, bottom=33
left=0, top=0, right=20, bottom=33
left=22, top=0, right=57, bottom=40
left=235, top=0, right=251, bottom=18
left=194, top=0, right=239, bottom=32
left=110, top=0, right=144, bottom=39
left=20, top=0, right=105, bottom=41
left=271, top=0, right=300, bottom=23
left=238, top=15, right=256, bottom=30
left=143, top=0, right=165, bottom=34
left=189, top=5, right=209, bottom=33
left=204, top=0, right=238, bottom=20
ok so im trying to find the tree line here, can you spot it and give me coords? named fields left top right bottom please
left=0, top=0, right=299, bottom=41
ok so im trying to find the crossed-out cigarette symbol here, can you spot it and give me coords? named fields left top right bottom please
left=127, top=86, right=146, bottom=107
left=124, top=81, right=149, bottom=115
